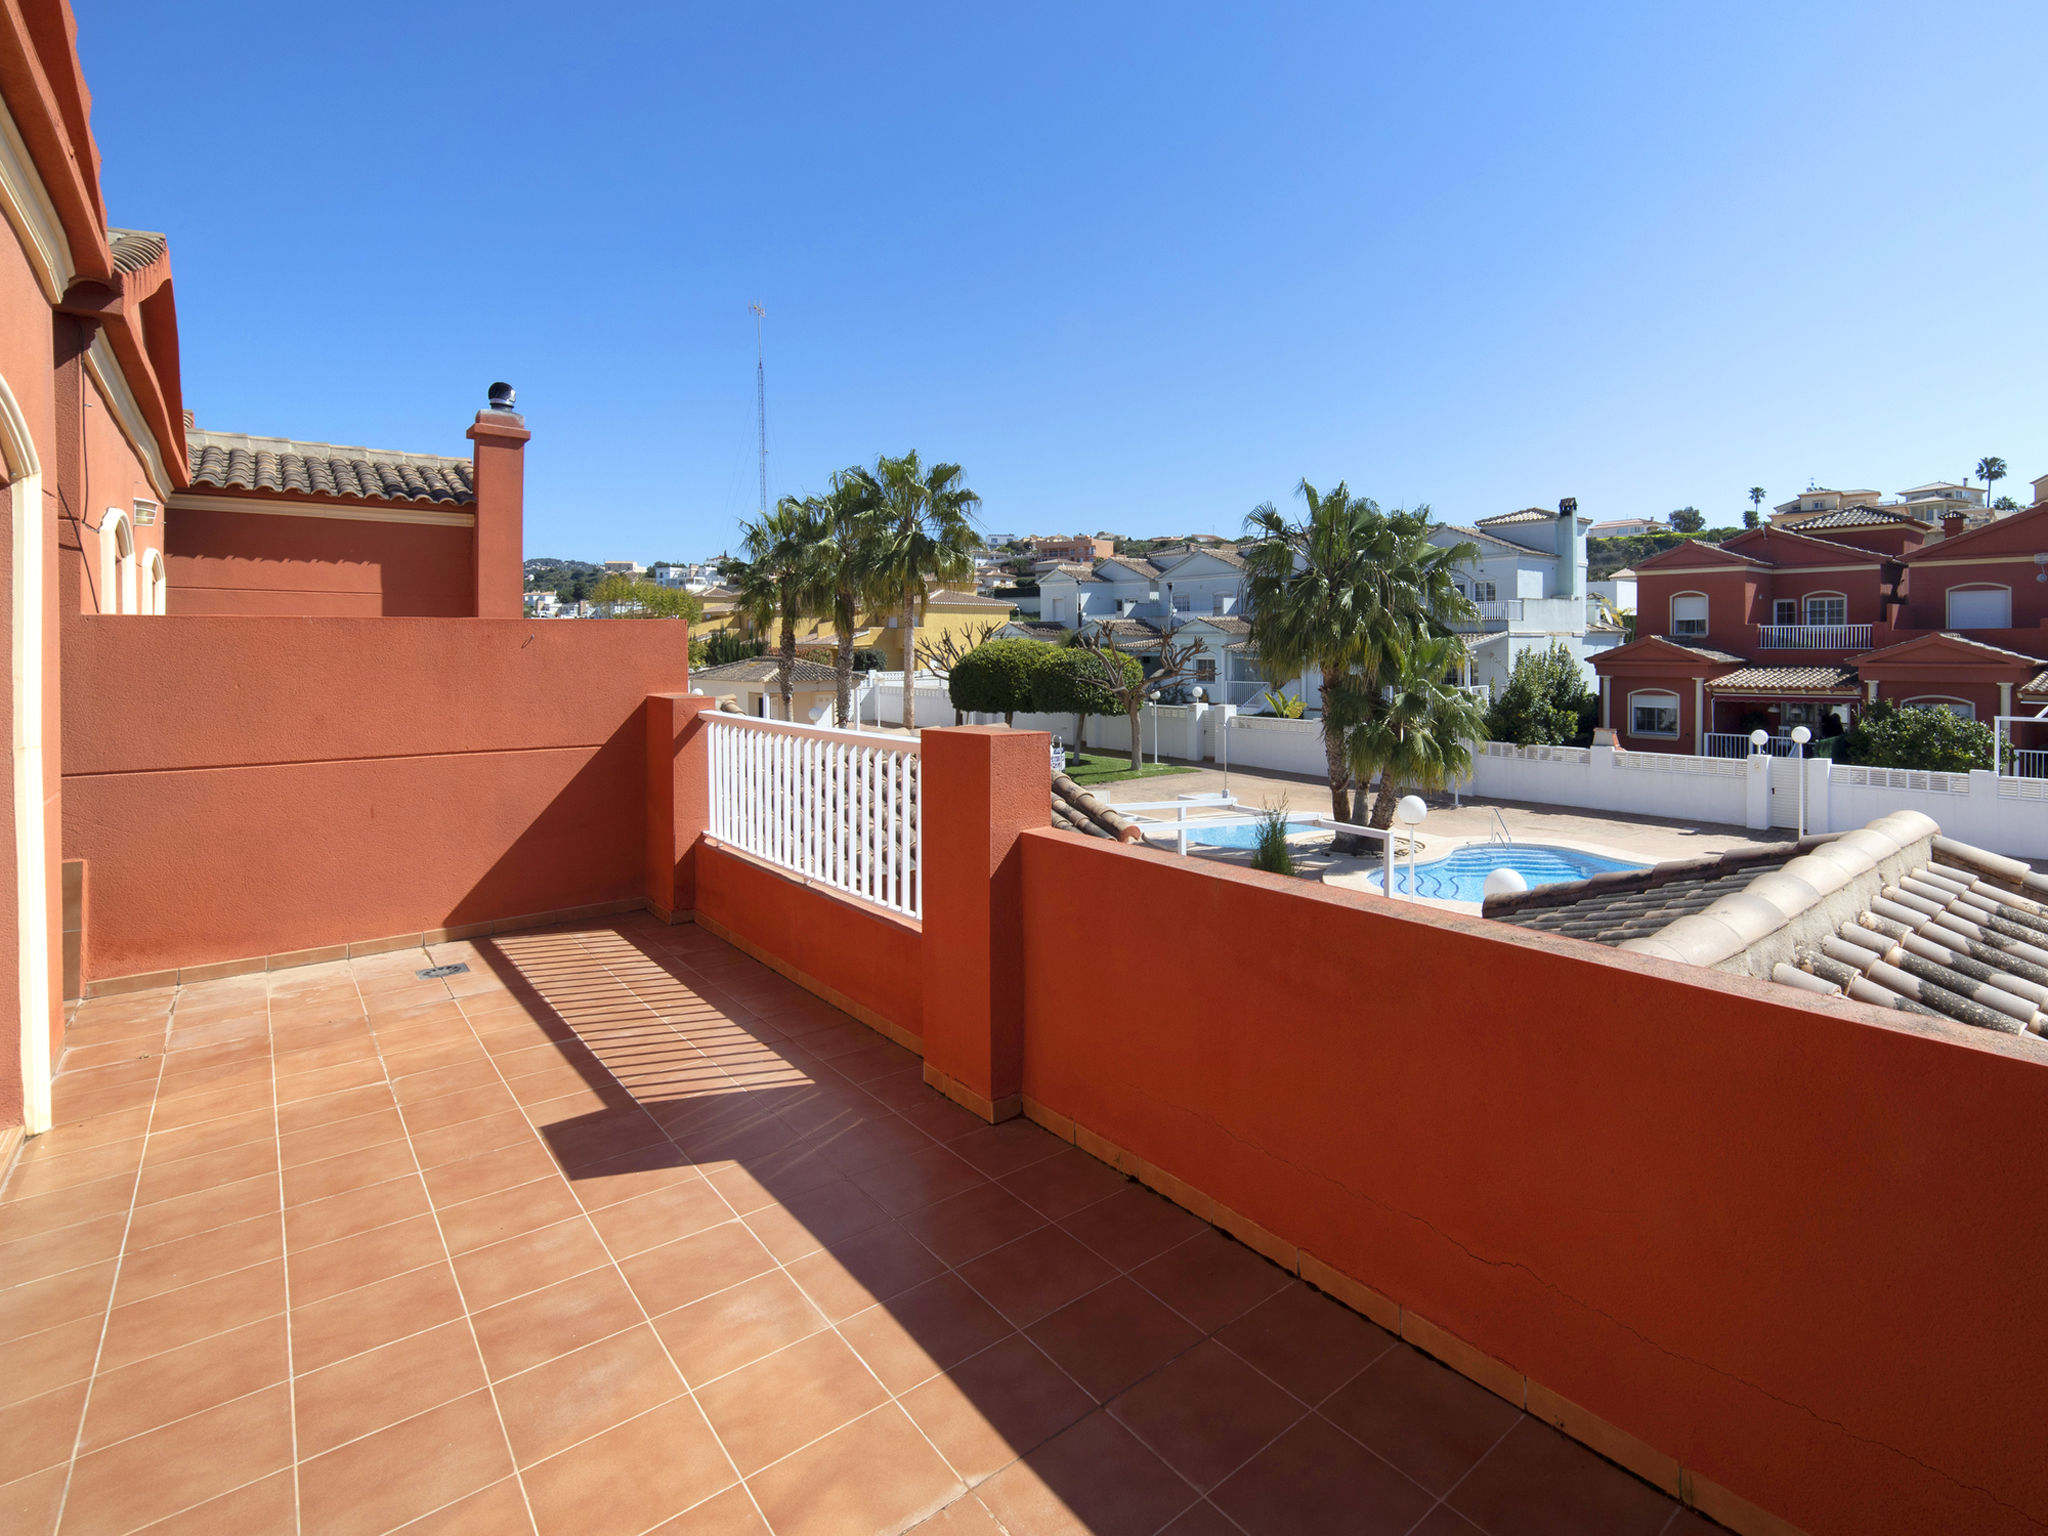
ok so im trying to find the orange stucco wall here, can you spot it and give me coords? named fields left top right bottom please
left=1015, top=828, right=2048, bottom=1536
left=61, top=616, right=690, bottom=980
left=166, top=504, right=475, bottom=616
left=693, top=842, right=922, bottom=1043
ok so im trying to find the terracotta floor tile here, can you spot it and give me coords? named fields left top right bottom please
left=1132, top=1230, right=1290, bottom=1332
left=400, top=1081, right=523, bottom=1136
left=1108, top=1339, right=1306, bottom=1491
left=421, top=1139, right=559, bottom=1209
left=142, top=1107, right=272, bottom=1166
left=1210, top=1414, right=1436, bottom=1536
left=645, top=1483, right=770, bottom=1535
left=280, top=1137, right=418, bottom=1207
left=814, top=1113, right=941, bottom=1179
left=696, top=1329, right=890, bottom=1475
left=899, top=1333, right=1095, bottom=1485
left=746, top=1403, right=963, bottom=1536
left=742, top=1178, right=893, bottom=1264
left=848, top=1144, right=989, bottom=1217
left=998, top=1147, right=1133, bottom=1223
left=123, top=1172, right=278, bottom=1252
left=0, top=1380, right=88, bottom=1486
left=0, top=1259, right=116, bottom=1340
left=437, top=1176, right=585, bottom=1255
left=449, top=1215, right=612, bottom=1311
left=1157, top=1499, right=1248, bottom=1535
left=286, top=1212, right=445, bottom=1306
left=619, top=1220, right=780, bottom=1316
left=1214, top=1280, right=1395, bottom=1406
left=154, top=1057, right=272, bottom=1104
left=534, top=1106, right=673, bottom=1169
left=3, top=1140, right=143, bottom=1202
left=275, top=1106, right=408, bottom=1169
left=389, top=1058, right=504, bottom=1109
left=282, top=1173, right=431, bottom=1249
left=840, top=1274, right=1017, bottom=1395
left=294, top=1316, right=489, bottom=1456
left=0, top=1171, right=135, bottom=1243
left=1407, top=1507, right=1489, bottom=1535
left=297, top=1389, right=515, bottom=1536
left=472, top=1265, right=647, bottom=1380
left=145, top=1080, right=274, bottom=1133
left=524, top=1396, right=736, bottom=1536
left=585, top=1178, right=731, bottom=1259
left=977, top=1409, right=1197, bottom=1536
left=1323, top=1345, right=1523, bottom=1496
left=289, top=1260, right=467, bottom=1372
left=651, top=1269, right=827, bottom=1386
left=0, top=1212, right=129, bottom=1287
left=494, top=1322, right=686, bottom=1467
left=565, top=1145, right=705, bottom=1210
left=124, top=1467, right=296, bottom=1535
left=81, top=1314, right=290, bottom=1450
left=893, top=1095, right=992, bottom=1147
left=0, top=1314, right=111, bottom=1408
left=112, top=1211, right=282, bottom=1306
left=409, top=1108, right=540, bottom=1169
left=701, top=1144, right=844, bottom=1217
left=133, top=1138, right=276, bottom=1207
left=956, top=1225, right=1118, bottom=1329
left=0, top=1462, right=65, bottom=1536
left=899, top=1182, right=1047, bottom=1268
left=275, top=1082, right=397, bottom=1135
left=1026, top=1278, right=1202, bottom=1403
left=1446, top=1417, right=1676, bottom=1536
left=948, top=1119, right=1068, bottom=1181
left=98, top=1258, right=286, bottom=1370
left=1058, top=1185, right=1207, bottom=1272
left=60, top=1382, right=293, bottom=1536
left=384, top=1475, right=536, bottom=1535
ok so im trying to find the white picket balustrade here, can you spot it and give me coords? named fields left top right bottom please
left=705, top=715, right=922, bottom=918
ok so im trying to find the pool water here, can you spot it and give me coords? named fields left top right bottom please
left=1368, top=843, right=1645, bottom=901
left=1162, top=816, right=1323, bottom=850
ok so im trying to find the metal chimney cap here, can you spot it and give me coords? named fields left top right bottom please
left=487, top=382, right=516, bottom=410
left=1558, top=497, right=1578, bottom=517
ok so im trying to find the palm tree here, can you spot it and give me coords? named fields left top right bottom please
left=726, top=495, right=825, bottom=721
left=855, top=452, right=981, bottom=730
left=1329, top=634, right=1490, bottom=830
left=1976, top=457, right=2007, bottom=506
left=800, top=472, right=891, bottom=726
left=1748, top=486, right=1766, bottom=527
left=1240, top=481, right=1474, bottom=825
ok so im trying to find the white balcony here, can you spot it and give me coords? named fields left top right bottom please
left=1451, top=599, right=1524, bottom=628
left=1758, top=624, right=1872, bottom=651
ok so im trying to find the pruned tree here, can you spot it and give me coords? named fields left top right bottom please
left=1071, top=625, right=1205, bottom=771
left=915, top=621, right=1006, bottom=724
left=948, top=638, right=1056, bottom=726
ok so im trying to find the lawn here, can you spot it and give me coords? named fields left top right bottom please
left=1061, top=751, right=1198, bottom=788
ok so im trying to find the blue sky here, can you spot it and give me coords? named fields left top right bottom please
left=83, top=1, right=2047, bottom=560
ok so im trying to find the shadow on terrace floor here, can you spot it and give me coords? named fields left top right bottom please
left=0, top=914, right=1727, bottom=1536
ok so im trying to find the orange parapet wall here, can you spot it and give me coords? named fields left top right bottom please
left=61, top=615, right=690, bottom=981
left=1015, top=828, right=2048, bottom=1536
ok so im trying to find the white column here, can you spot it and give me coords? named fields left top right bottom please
left=1693, top=678, right=1706, bottom=754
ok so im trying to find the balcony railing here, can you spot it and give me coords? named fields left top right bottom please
left=1451, top=599, right=1523, bottom=628
left=1703, top=732, right=1803, bottom=758
left=1758, top=623, right=1872, bottom=651
left=705, top=713, right=922, bottom=917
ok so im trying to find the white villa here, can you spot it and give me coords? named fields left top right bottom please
left=1431, top=504, right=1623, bottom=694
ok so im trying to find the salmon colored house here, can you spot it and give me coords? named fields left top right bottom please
left=1593, top=500, right=2048, bottom=753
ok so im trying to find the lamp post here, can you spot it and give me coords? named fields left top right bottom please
left=1790, top=725, right=1812, bottom=837
left=1394, top=794, right=1427, bottom=901
left=1749, top=727, right=1769, bottom=756
left=1146, top=690, right=1160, bottom=765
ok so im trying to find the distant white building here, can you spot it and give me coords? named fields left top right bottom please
left=1588, top=516, right=1666, bottom=538
left=603, top=560, right=643, bottom=575
left=524, top=590, right=561, bottom=618
left=1586, top=567, right=1637, bottom=627
left=1430, top=505, right=1623, bottom=694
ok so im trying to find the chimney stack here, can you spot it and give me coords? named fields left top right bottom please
left=1942, top=511, right=1966, bottom=541
left=467, top=382, right=530, bottom=618
left=1555, top=497, right=1580, bottom=598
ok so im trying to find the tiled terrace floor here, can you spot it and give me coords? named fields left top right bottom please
left=0, top=915, right=1721, bottom=1536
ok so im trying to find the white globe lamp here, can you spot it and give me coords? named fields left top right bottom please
left=1482, top=867, right=1529, bottom=900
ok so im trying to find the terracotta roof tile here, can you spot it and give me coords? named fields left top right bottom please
left=1706, top=664, right=1860, bottom=693
left=692, top=657, right=839, bottom=686
left=186, top=430, right=473, bottom=506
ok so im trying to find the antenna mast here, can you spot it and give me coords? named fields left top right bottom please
left=750, top=303, right=767, bottom=516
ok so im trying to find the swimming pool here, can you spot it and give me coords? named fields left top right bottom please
left=1150, top=815, right=1322, bottom=850
left=1368, top=843, right=1645, bottom=901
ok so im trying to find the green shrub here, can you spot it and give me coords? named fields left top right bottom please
left=1031, top=646, right=1140, bottom=747
left=1837, top=700, right=1993, bottom=771
left=949, top=639, right=1057, bottom=725
left=702, top=630, right=766, bottom=667
left=1248, top=805, right=1297, bottom=877
left=1483, top=642, right=1595, bottom=746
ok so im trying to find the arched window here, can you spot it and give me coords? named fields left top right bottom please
left=98, top=509, right=134, bottom=615
left=1628, top=689, right=1681, bottom=738
left=1904, top=696, right=1975, bottom=720
left=1669, top=592, right=1707, bottom=638
left=1947, top=585, right=2011, bottom=630
left=143, top=549, right=166, bottom=616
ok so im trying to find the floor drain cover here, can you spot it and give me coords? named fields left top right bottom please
left=417, top=962, right=470, bottom=980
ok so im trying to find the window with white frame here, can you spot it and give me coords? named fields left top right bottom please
left=1947, top=586, right=2011, bottom=629
left=1629, top=690, right=1681, bottom=737
left=1804, top=593, right=1847, bottom=626
left=1172, top=592, right=1192, bottom=613
left=1671, top=593, right=1708, bottom=636
left=1195, top=658, right=1216, bottom=682
left=1211, top=593, right=1226, bottom=615
left=1472, top=580, right=1497, bottom=603
left=1773, top=598, right=1797, bottom=625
